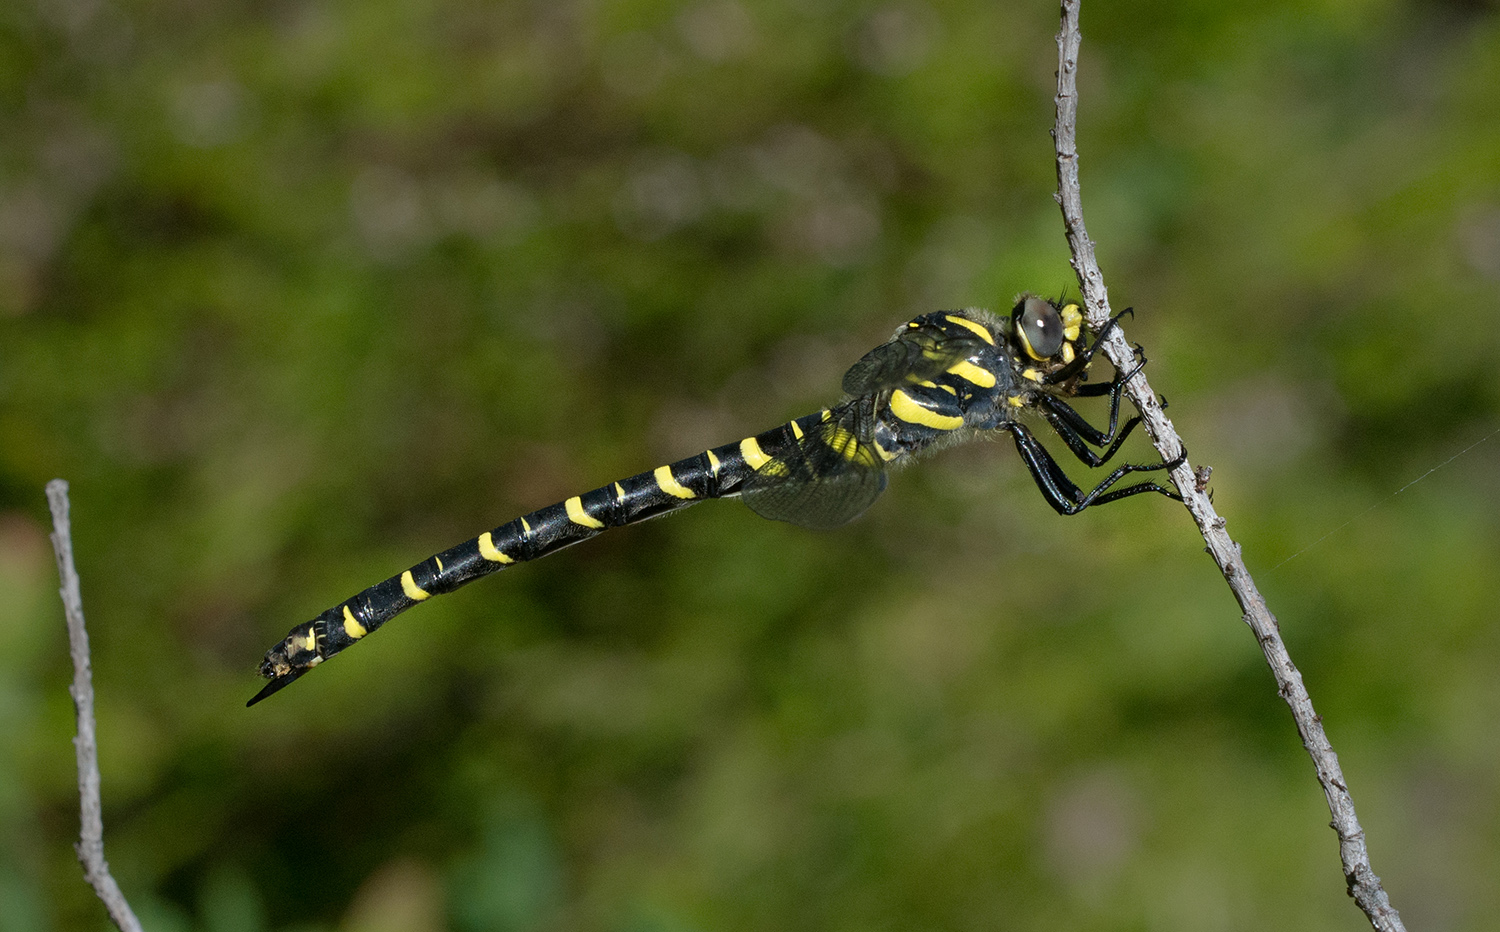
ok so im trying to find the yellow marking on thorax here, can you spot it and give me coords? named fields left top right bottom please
left=1060, top=343, right=1076, bottom=364
left=740, top=436, right=771, bottom=470
left=1061, top=304, right=1083, bottom=342
left=889, top=389, right=963, bottom=430
left=874, top=437, right=902, bottom=462
left=521, top=517, right=532, bottom=535
left=434, top=556, right=444, bottom=572
left=790, top=420, right=804, bottom=440
left=821, top=425, right=864, bottom=462
left=654, top=465, right=696, bottom=499
left=342, top=605, right=368, bottom=639
left=946, top=360, right=997, bottom=388
left=706, top=449, right=720, bottom=475
left=478, top=531, right=514, bottom=564
left=614, top=481, right=626, bottom=500
left=1007, top=394, right=1026, bottom=408
left=566, top=495, right=605, bottom=529
left=1021, top=368, right=1042, bottom=382
left=297, top=630, right=318, bottom=653
left=401, top=570, right=430, bottom=601
left=944, top=314, right=996, bottom=345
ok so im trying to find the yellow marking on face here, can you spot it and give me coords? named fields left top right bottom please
left=706, top=449, right=720, bottom=475
left=790, top=420, right=805, bottom=440
left=566, top=495, right=605, bottom=529
left=1022, top=368, right=1042, bottom=382
left=1061, top=343, right=1076, bottom=364
left=342, top=606, right=368, bottom=639
left=946, top=360, right=996, bottom=388
left=944, top=314, right=996, bottom=345
left=478, top=532, right=514, bottom=564
left=654, top=465, right=696, bottom=499
left=401, top=571, right=430, bottom=601
left=740, top=436, right=771, bottom=470
left=890, top=389, right=963, bottom=431
left=1061, top=303, right=1082, bottom=342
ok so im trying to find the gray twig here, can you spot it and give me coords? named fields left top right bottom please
left=46, top=480, right=144, bottom=932
left=1050, top=5, right=1405, bottom=930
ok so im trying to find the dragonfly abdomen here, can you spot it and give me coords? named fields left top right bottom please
left=248, top=416, right=815, bottom=704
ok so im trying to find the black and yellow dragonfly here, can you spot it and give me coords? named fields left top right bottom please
left=249, top=296, right=1180, bottom=705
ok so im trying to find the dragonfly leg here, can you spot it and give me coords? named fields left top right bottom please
left=1003, top=422, right=1183, bottom=516
left=1039, top=396, right=1143, bottom=468
left=1036, top=343, right=1148, bottom=463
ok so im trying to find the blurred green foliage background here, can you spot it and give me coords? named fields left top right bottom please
left=3, top=0, right=1499, bottom=929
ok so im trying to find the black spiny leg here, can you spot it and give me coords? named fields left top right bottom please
left=1034, top=347, right=1153, bottom=467
left=1002, top=422, right=1183, bottom=516
left=1039, top=396, right=1143, bottom=469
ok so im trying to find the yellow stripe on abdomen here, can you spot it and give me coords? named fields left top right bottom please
left=654, top=465, right=696, bottom=499
left=889, top=389, right=963, bottom=431
left=478, top=532, right=514, bottom=564
left=740, top=437, right=771, bottom=470
left=342, top=605, right=368, bottom=639
left=565, top=495, right=604, bottom=529
left=400, top=571, right=430, bottom=601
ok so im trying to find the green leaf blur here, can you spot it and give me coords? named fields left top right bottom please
left=2, top=0, right=1498, bottom=929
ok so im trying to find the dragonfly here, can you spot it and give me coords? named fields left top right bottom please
left=249, top=296, right=1181, bottom=706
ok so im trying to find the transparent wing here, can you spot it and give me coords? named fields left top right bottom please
left=841, top=320, right=989, bottom=396
left=741, top=402, right=889, bottom=530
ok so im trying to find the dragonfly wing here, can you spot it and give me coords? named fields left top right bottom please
left=842, top=321, right=988, bottom=396
left=741, top=405, right=889, bottom=530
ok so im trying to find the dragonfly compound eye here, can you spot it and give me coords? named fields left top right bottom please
left=1014, top=295, right=1064, bottom=360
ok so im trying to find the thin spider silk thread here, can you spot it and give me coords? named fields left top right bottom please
left=1269, top=426, right=1500, bottom=572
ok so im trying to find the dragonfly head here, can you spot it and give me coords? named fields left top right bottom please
left=1011, top=295, right=1085, bottom=367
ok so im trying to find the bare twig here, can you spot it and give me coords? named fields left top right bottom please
left=46, top=480, right=144, bottom=932
left=1050, top=5, right=1405, bottom=931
